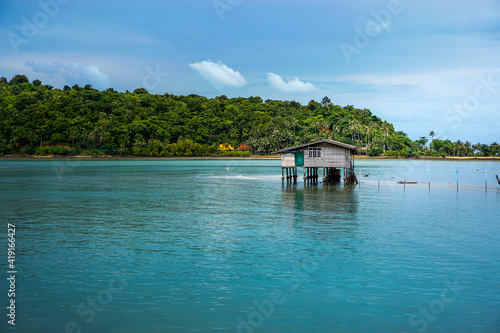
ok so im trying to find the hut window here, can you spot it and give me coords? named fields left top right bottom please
left=308, top=147, right=321, bottom=158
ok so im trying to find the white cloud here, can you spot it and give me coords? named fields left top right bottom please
left=267, top=73, right=316, bottom=93
left=25, top=61, right=111, bottom=90
left=189, top=60, right=246, bottom=88
left=333, top=67, right=500, bottom=97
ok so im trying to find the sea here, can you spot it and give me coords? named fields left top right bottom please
left=1, top=158, right=499, bottom=333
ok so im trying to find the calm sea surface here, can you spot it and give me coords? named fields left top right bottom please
left=1, top=158, right=499, bottom=333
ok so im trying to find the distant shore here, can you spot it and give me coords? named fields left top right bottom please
left=1, top=154, right=499, bottom=161
left=355, top=155, right=500, bottom=161
left=0, top=154, right=281, bottom=160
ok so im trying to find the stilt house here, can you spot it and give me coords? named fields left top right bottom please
left=272, top=139, right=359, bottom=185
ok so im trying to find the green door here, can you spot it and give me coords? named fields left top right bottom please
left=294, top=151, right=304, bottom=166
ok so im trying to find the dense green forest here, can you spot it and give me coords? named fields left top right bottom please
left=0, top=75, right=498, bottom=157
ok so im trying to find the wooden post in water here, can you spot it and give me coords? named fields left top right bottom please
left=456, top=169, right=459, bottom=192
left=485, top=169, right=487, bottom=192
left=403, top=168, right=406, bottom=191
left=428, top=168, right=431, bottom=191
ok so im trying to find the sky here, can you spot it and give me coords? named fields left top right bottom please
left=1, top=0, right=499, bottom=143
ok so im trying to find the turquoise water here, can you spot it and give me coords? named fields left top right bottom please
left=1, top=159, right=499, bottom=333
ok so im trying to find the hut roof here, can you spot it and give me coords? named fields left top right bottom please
left=272, top=139, right=359, bottom=154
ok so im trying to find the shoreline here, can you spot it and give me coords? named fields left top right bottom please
left=0, top=154, right=281, bottom=160
left=355, top=155, right=500, bottom=161
left=1, top=155, right=499, bottom=161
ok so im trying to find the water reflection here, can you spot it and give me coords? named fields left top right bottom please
left=281, top=184, right=360, bottom=243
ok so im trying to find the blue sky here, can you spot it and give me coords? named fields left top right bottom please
left=1, top=0, right=499, bottom=143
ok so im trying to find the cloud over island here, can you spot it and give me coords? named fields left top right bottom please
left=267, top=73, right=316, bottom=93
left=25, top=61, right=111, bottom=90
left=189, top=60, right=246, bottom=88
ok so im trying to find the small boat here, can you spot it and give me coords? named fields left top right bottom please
left=398, top=180, right=418, bottom=184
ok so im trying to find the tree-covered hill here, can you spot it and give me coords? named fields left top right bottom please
left=0, top=75, right=498, bottom=157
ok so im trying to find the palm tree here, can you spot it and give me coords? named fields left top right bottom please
left=347, top=119, right=357, bottom=141
left=490, top=142, right=499, bottom=156
left=429, top=131, right=435, bottom=145
left=464, top=141, right=472, bottom=156
left=381, top=123, right=390, bottom=151
left=364, top=123, right=374, bottom=154
left=10, top=135, right=20, bottom=154
left=27, top=131, right=34, bottom=146
left=284, top=120, right=291, bottom=132
left=98, top=129, right=107, bottom=146
left=321, top=120, right=330, bottom=138
left=69, top=129, right=78, bottom=148
left=290, top=118, right=299, bottom=137
left=311, top=121, right=320, bottom=135
left=472, top=143, right=481, bottom=155
left=331, top=124, right=340, bottom=140
left=118, top=145, right=126, bottom=156
left=88, top=131, right=96, bottom=150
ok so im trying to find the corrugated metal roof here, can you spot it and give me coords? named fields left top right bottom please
left=272, top=139, right=359, bottom=154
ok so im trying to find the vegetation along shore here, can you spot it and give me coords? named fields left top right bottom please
left=1, top=75, right=498, bottom=158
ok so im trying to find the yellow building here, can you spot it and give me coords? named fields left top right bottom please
left=218, top=144, right=234, bottom=151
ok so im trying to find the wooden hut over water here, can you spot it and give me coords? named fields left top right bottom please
left=272, top=139, right=359, bottom=185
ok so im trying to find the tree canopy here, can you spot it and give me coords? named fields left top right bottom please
left=0, top=75, right=497, bottom=157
